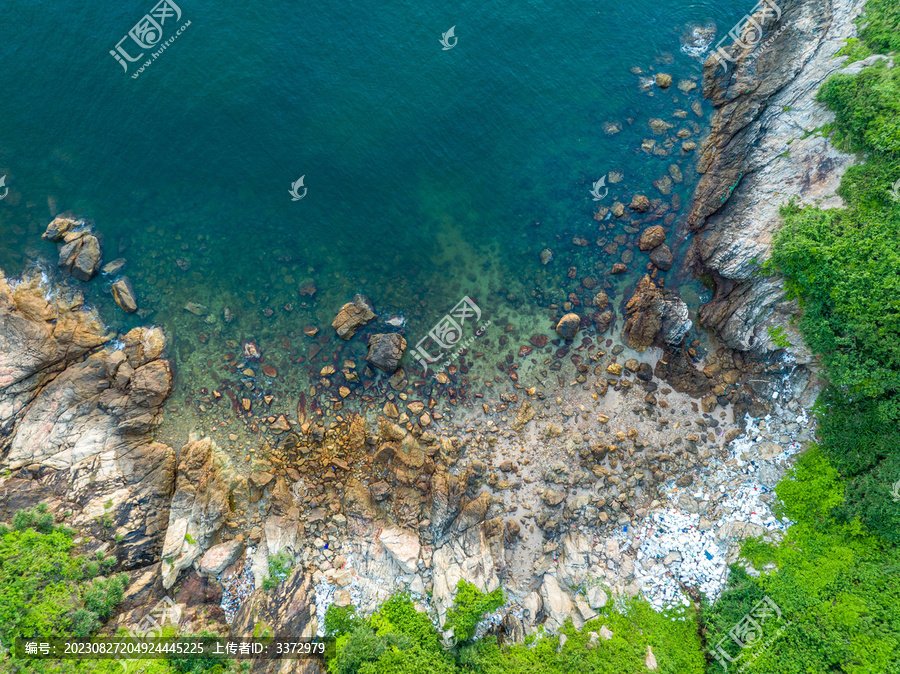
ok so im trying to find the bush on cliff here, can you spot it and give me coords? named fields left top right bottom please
left=326, top=589, right=706, bottom=674
left=770, top=55, right=900, bottom=543
left=0, top=505, right=128, bottom=648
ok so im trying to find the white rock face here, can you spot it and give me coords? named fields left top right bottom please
left=378, top=526, right=420, bottom=574
left=540, top=575, right=574, bottom=631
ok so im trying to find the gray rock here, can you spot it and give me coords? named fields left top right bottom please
left=366, top=333, right=407, bottom=372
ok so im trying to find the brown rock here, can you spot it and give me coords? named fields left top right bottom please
left=639, top=226, right=666, bottom=251
left=332, top=294, right=375, bottom=339
left=556, top=313, right=581, bottom=340
left=111, top=277, right=138, bottom=313
left=629, top=195, right=650, bottom=212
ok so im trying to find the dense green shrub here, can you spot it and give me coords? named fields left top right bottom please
left=703, top=449, right=900, bottom=673
left=444, top=580, right=505, bottom=644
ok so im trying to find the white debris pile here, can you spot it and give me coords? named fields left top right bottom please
left=628, top=481, right=790, bottom=610
left=616, top=407, right=814, bottom=611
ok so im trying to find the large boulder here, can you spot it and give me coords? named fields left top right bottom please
left=58, top=233, right=102, bottom=281
left=42, top=215, right=81, bottom=241
left=331, top=294, right=375, bottom=339
left=366, top=333, right=407, bottom=372
left=650, top=244, right=674, bottom=271
left=556, top=313, right=581, bottom=340
left=111, top=277, right=138, bottom=313
left=540, top=575, right=574, bottom=631
left=623, top=275, right=691, bottom=351
left=639, top=226, right=666, bottom=251
left=378, top=526, right=421, bottom=573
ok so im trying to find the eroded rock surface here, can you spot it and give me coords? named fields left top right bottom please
left=0, top=269, right=175, bottom=568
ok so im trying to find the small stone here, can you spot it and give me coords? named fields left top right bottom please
left=655, top=73, right=672, bottom=88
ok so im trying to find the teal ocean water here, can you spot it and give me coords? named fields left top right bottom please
left=0, top=0, right=749, bottom=438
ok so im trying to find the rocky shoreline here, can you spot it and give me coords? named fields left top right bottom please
left=0, top=0, right=867, bottom=668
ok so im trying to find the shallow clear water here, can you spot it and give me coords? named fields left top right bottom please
left=0, top=0, right=741, bottom=438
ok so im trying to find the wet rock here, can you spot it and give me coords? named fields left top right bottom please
left=111, top=277, right=138, bottom=313
left=529, top=334, right=549, bottom=348
left=592, top=309, right=613, bottom=334
left=701, top=395, right=718, bottom=413
left=42, top=215, right=80, bottom=241
left=639, top=226, right=666, bottom=251
left=512, top=400, right=535, bottom=431
left=649, top=118, right=673, bottom=133
left=606, top=363, right=623, bottom=376
left=611, top=263, right=627, bottom=275
left=540, top=248, right=553, bottom=265
left=629, top=195, right=650, bottom=212
left=541, top=489, right=566, bottom=507
left=655, top=73, right=672, bottom=88
left=102, top=258, right=127, bottom=275
left=59, top=234, right=102, bottom=281
left=332, top=294, right=375, bottom=340
left=555, top=313, right=581, bottom=341
left=650, top=244, right=674, bottom=270
left=592, top=291, right=609, bottom=308
left=366, top=333, right=407, bottom=373
left=623, top=275, right=691, bottom=350
left=636, top=363, right=654, bottom=381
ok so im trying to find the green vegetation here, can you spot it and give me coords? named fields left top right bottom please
left=702, top=449, right=900, bottom=673
left=444, top=580, right=505, bottom=644
left=0, top=505, right=126, bottom=647
left=703, top=6, right=900, bottom=672
left=326, top=588, right=706, bottom=674
left=765, top=326, right=792, bottom=349
left=262, top=550, right=293, bottom=590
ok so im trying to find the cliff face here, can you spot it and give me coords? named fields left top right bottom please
left=686, top=0, right=869, bottom=357
left=0, top=270, right=175, bottom=568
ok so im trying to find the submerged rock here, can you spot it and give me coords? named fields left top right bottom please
left=555, top=313, right=581, bottom=340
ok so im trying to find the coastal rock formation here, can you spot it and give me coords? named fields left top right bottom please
left=686, top=0, right=866, bottom=355
left=160, top=435, right=233, bottom=589
left=331, top=294, right=375, bottom=339
left=366, top=333, right=407, bottom=372
left=622, top=275, right=691, bottom=351
left=0, top=269, right=175, bottom=567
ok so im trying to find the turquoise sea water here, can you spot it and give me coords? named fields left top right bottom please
left=0, top=0, right=749, bottom=438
